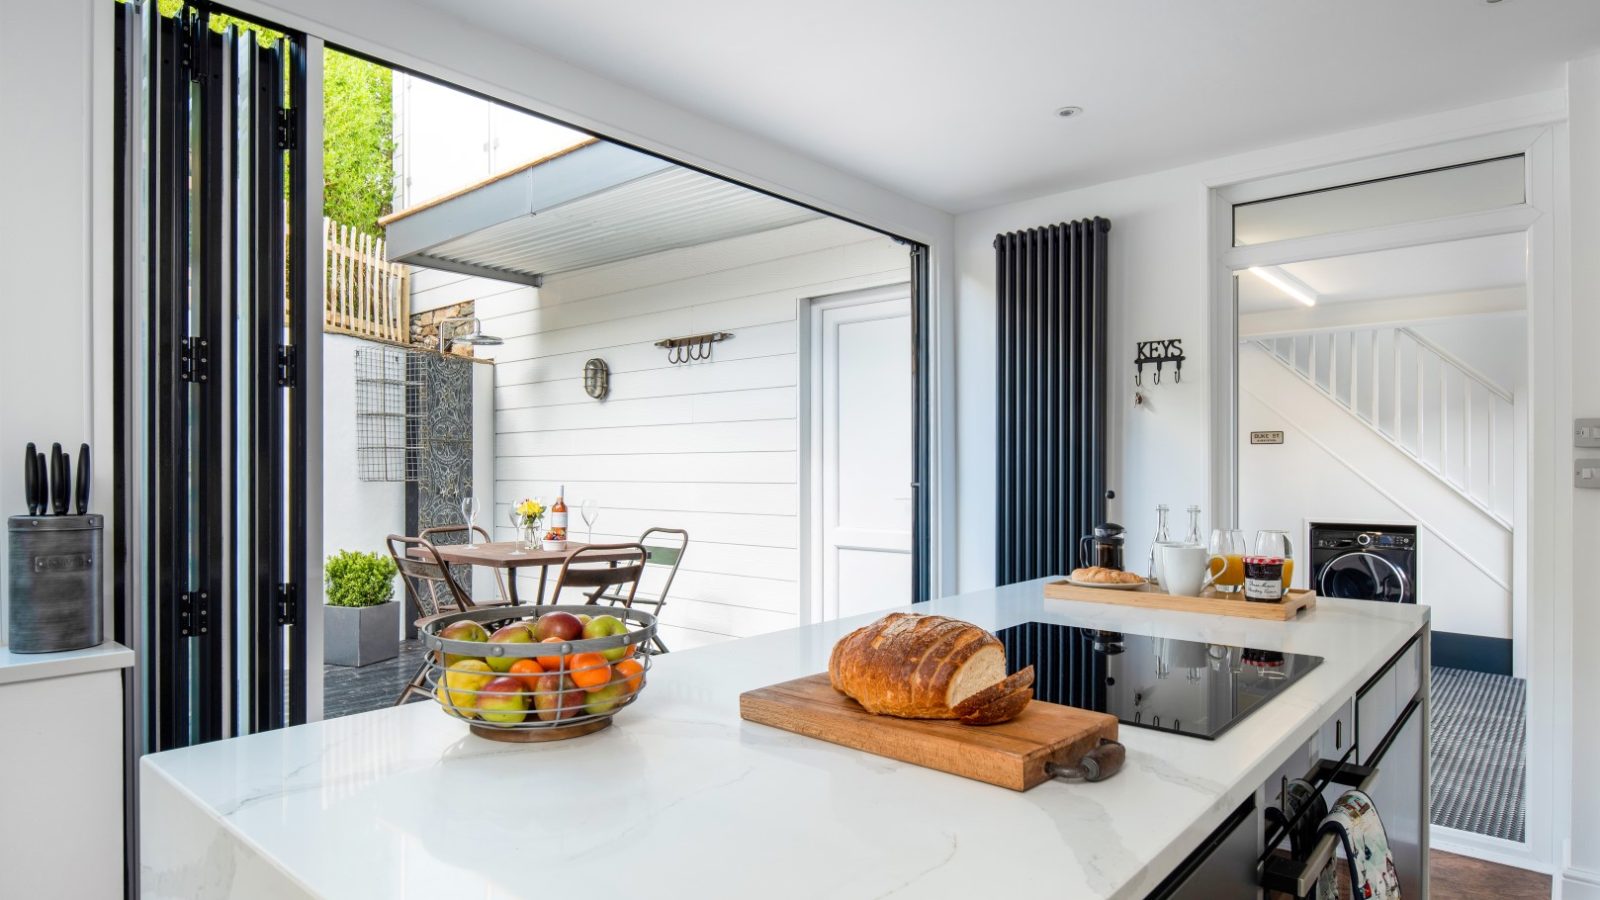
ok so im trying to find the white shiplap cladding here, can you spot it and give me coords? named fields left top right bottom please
left=455, top=218, right=906, bottom=648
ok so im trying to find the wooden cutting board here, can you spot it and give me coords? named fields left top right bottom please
left=1043, top=580, right=1317, bottom=621
left=739, top=673, right=1118, bottom=791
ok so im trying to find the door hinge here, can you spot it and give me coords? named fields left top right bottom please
left=181, top=336, right=211, bottom=384
left=276, top=583, right=299, bottom=626
left=275, top=108, right=298, bottom=150
left=178, top=15, right=202, bottom=83
left=179, top=590, right=211, bottom=637
left=276, top=344, right=297, bottom=387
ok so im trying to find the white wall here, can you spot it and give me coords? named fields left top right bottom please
left=952, top=93, right=1563, bottom=594
left=0, top=0, right=109, bottom=646
left=320, top=334, right=408, bottom=604
left=1562, top=54, right=1600, bottom=900
left=468, top=218, right=905, bottom=647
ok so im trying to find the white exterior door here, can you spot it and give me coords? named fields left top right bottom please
left=810, top=287, right=913, bottom=621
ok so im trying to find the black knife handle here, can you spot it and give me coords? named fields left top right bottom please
left=34, top=454, right=47, bottom=516
left=75, top=443, right=90, bottom=515
left=24, top=443, right=39, bottom=515
left=50, top=443, right=67, bottom=516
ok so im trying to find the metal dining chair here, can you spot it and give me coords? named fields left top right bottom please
left=591, top=527, right=688, bottom=654
left=548, top=542, right=649, bottom=610
left=418, top=524, right=511, bottom=605
left=386, top=534, right=512, bottom=706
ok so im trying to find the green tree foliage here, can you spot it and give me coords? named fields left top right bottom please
left=323, top=49, right=396, bottom=236
left=144, top=3, right=394, bottom=235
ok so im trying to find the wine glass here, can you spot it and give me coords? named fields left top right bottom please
left=507, top=507, right=526, bottom=556
left=581, top=499, right=599, bottom=544
left=1254, top=529, right=1294, bottom=588
left=460, top=495, right=479, bottom=550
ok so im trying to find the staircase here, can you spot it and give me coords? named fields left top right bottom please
left=1252, top=327, right=1513, bottom=527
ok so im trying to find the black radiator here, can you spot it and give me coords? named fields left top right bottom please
left=994, top=218, right=1111, bottom=585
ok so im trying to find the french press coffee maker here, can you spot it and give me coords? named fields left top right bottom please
left=1079, top=523, right=1127, bottom=570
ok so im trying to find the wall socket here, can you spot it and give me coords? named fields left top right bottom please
left=1577, top=459, right=1600, bottom=489
left=1576, top=418, right=1600, bottom=448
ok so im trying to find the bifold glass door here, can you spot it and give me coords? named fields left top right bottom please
left=116, top=0, right=310, bottom=751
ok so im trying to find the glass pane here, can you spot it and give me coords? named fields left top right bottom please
left=1233, top=155, right=1524, bottom=246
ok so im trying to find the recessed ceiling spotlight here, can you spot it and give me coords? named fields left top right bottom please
left=1056, top=106, right=1084, bottom=119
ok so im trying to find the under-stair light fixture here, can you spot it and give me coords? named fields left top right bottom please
left=1056, top=106, right=1084, bottom=119
left=1247, top=266, right=1318, bottom=307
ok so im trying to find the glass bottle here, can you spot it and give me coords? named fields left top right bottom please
left=1147, top=504, right=1171, bottom=585
left=1184, top=505, right=1202, bottom=545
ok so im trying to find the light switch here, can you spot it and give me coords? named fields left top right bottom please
left=1577, top=459, right=1600, bottom=488
left=1577, top=419, right=1600, bottom=448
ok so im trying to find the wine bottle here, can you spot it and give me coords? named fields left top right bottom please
left=551, top=486, right=569, bottom=537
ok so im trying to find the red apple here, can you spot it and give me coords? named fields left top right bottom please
left=532, top=673, right=585, bottom=722
left=485, top=622, right=535, bottom=672
left=582, top=614, right=631, bottom=662
left=476, top=676, right=529, bottom=724
left=533, top=612, right=583, bottom=642
left=439, top=619, right=489, bottom=666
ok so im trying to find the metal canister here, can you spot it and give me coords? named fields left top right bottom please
left=7, top=514, right=104, bottom=653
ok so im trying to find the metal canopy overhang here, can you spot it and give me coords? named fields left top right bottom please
left=381, top=140, right=822, bottom=284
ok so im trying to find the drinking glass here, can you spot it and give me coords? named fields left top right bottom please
left=460, top=496, right=479, bottom=550
left=1208, top=529, right=1247, bottom=593
left=1254, top=529, right=1295, bottom=588
left=507, top=508, right=527, bottom=556
left=580, top=499, right=599, bottom=544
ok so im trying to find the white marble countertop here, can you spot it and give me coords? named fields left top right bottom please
left=140, top=580, right=1427, bottom=899
left=0, top=640, right=132, bottom=686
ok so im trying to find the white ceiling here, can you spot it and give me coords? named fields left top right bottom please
left=1235, top=232, right=1526, bottom=314
left=407, top=0, right=1600, bottom=213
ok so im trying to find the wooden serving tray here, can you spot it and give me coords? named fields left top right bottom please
left=739, top=673, right=1117, bottom=791
left=1043, top=580, right=1317, bottom=621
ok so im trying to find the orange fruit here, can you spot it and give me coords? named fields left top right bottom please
left=568, top=652, right=612, bottom=691
left=614, top=658, right=644, bottom=693
left=539, top=636, right=569, bottom=672
left=507, top=657, right=544, bottom=691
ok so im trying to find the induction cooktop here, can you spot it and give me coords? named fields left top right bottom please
left=993, top=622, right=1323, bottom=740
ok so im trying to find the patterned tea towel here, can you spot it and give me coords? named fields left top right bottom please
left=1315, top=789, right=1402, bottom=900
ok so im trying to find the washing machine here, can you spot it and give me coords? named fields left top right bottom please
left=1309, top=523, right=1418, bottom=604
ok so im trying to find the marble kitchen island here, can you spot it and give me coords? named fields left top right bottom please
left=140, top=579, right=1430, bottom=899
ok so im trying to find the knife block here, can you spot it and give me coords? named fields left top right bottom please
left=7, top=514, right=103, bottom=653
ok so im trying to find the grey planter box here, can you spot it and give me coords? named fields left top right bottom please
left=324, top=601, right=399, bottom=667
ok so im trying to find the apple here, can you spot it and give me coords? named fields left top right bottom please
left=438, top=658, right=493, bottom=718
left=439, top=620, right=489, bottom=666
left=533, top=611, right=583, bottom=642
left=485, top=622, right=535, bottom=672
left=584, top=679, right=630, bottom=715
left=476, top=676, right=529, bottom=724
left=532, top=673, right=584, bottom=722
left=582, top=614, right=630, bottom=662
left=576, top=613, right=593, bottom=626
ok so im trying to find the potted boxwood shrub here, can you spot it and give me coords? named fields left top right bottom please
left=324, top=549, right=399, bottom=667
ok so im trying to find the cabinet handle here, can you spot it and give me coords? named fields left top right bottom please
left=1336, top=719, right=1343, bottom=749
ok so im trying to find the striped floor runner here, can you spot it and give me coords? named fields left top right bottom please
left=1429, top=666, right=1526, bottom=842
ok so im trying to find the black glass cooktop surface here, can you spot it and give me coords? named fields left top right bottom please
left=993, top=622, right=1323, bottom=740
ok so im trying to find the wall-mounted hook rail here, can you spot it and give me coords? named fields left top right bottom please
left=656, top=331, right=732, bottom=365
left=1134, top=338, right=1185, bottom=386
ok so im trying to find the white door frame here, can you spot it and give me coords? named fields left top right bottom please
left=1207, top=125, right=1563, bottom=872
left=800, top=283, right=912, bottom=625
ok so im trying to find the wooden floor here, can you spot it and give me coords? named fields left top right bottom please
left=1432, top=850, right=1550, bottom=899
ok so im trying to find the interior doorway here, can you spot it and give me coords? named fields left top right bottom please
left=805, top=286, right=914, bottom=622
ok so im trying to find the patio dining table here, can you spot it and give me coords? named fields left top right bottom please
left=409, top=541, right=639, bottom=606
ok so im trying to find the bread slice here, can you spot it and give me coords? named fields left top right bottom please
left=951, top=665, right=1034, bottom=724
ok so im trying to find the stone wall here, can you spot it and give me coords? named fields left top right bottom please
left=410, top=299, right=477, bottom=356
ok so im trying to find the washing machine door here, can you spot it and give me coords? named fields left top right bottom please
left=1318, top=551, right=1410, bottom=603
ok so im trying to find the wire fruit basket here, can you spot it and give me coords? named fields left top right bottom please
left=420, top=605, right=656, bottom=742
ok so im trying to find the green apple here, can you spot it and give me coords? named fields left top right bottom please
left=439, top=658, right=493, bottom=718
left=439, top=619, right=490, bottom=666
left=582, top=614, right=630, bottom=662
left=476, top=676, right=529, bottom=724
left=584, top=679, right=630, bottom=715
left=485, top=622, right=535, bottom=672
left=576, top=613, right=593, bottom=626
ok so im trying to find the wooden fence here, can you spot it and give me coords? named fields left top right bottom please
left=324, top=217, right=409, bottom=343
